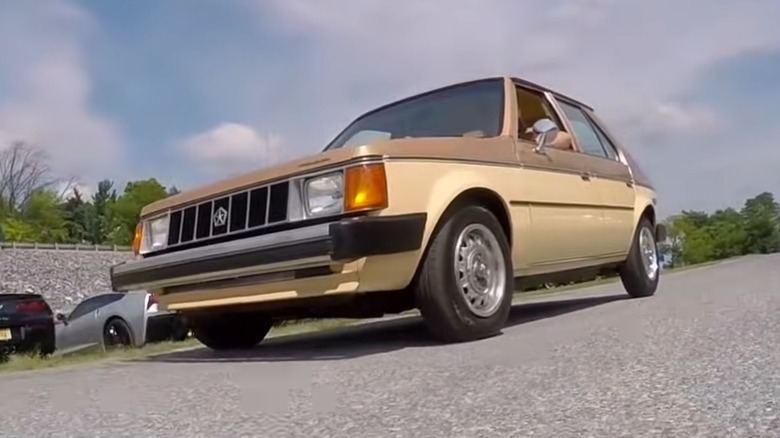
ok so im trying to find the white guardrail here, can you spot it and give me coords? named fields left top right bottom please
left=0, top=242, right=133, bottom=252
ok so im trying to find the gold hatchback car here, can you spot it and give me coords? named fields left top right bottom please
left=110, top=76, right=665, bottom=349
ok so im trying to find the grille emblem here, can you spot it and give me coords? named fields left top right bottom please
left=213, top=206, right=228, bottom=227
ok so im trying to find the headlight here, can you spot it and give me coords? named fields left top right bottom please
left=146, top=215, right=170, bottom=252
left=304, top=172, right=344, bottom=216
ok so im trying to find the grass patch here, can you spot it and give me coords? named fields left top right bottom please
left=0, top=259, right=725, bottom=373
left=270, top=318, right=360, bottom=337
left=0, top=339, right=201, bottom=373
left=0, top=319, right=362, bottom=374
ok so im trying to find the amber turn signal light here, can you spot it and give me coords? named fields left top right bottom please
left=131, top=222, right=144, bottom=255
left=344, top=163, right=388, bottom=212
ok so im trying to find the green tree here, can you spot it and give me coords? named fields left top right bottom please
left=87, top=179, right=118, bottom=244
left=661, top=192, right=779, bottom=267
left=740, top=192, right=780, bottom=254
left=673, top=214, right=716, bottom=265
left=108, top=178, right=168, bottom=245
left=1, top=217, right=36, bottom=242
left=708, top=208, right=747, bottom=259
left=20, top=189, right=68, bottom=243
left=60, top=188, right=90, bottom=243
left=0, top=141, right=57, bottom=213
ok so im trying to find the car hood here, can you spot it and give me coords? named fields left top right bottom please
left=140, top=145, right=364, bottom=218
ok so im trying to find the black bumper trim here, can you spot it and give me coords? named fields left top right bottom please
left=330, top=213, right=426, bottom=260
left=110, top=213, right=427, bottom=292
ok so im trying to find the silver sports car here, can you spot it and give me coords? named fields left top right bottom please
left=54, top=291, right=188, bottom=356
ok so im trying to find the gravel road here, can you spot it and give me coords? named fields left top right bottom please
left=0, top=249, right=133, bottom=312
left=1, top=255, right=779, bottom=437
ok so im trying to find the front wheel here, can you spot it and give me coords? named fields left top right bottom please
left=414, top=205, right=513, bottom=343
left=190, top=312, right=272, bottom=351
left=619, top=217, right=660, bottom=298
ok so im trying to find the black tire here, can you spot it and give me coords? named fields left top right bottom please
left=165, top=315, right=190, bottom=342
left=103, top=318, right=134, bottom=349
left=415, top=204, right=513, bottom=343
left=38, top=338, right=55, bottom=357
left=620, top=217, right=660, bottom=298
left=170, top=318, right=190, bottom=342
left=191, top=312, right=272, bottom=351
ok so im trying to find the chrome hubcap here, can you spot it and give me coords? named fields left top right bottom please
left=454, top=224, right=506, bottom=318
left=639, top=226, right=659, bottom=280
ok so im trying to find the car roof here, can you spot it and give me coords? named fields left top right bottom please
left=508, top=76, right=593, bottom=111
left=351, top=76, right=593, bottom=124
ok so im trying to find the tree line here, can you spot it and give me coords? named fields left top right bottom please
left=0, top=141, right=778, bottom=260
left=0, top=142, right=177, bottom=246
left=661, top=191, right=780, bottom=267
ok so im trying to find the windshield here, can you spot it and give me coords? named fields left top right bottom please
left=324, top=78, right=505, bottom=151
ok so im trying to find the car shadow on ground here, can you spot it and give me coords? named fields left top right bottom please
left=144, top=293, right=628, bottom=364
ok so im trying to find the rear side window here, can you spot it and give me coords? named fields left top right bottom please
left=557, top=100, right=612, bottom=159
left=586, top=114, right=619, bottom=160
left=68, top=294, right=123, bottom=320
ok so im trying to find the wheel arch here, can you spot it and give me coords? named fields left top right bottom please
left=435, top=187, right=513, bottom=246
left=639, top=204, right=656, bottom=227
left=633, top=203, right=657, bottom=240
left=405, top=186, right=512, bottom=290
left=103, top=315, right=136, bottom=347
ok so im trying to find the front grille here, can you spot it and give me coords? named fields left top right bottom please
left=166, top=181, right=290, bottom=248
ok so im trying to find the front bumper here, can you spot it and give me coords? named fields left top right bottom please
left=145, top=311, right=187, bottom=343
left=110, top=213, right=427, bottom=292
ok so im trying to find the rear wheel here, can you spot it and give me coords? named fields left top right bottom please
left=415, top=205, right=513, bottom=343
left=38, top=335, right=55, bottom=357
left=103, top=318, right=133, bottom=349
left=190, top=312, right=272, bottom=351
left=620, top=217, right=660, bottom=298
left=170, top=317, right=190, bottom=342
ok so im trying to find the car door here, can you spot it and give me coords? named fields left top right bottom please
left=553, top=99, right=636, bottom=256
left=56, top=295, right=120, bottom=353
left=512, top=84, right=605, bottom=266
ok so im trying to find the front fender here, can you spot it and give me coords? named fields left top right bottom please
left=422, top=170, right=509, bottom=246
left=357, top=162, right=512, bottom=292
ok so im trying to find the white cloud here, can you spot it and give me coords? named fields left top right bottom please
left=620, top=101, right=725, bottom=144
left=0, top=0, right=124, bottom=188
left=177, top=122, right=283, bottom=178
left=650, top=103, right=722, bottom=133
left=56, top=180, right=94, bottom=200
left=252, top=0, right=780, bottom=120
left=226, top=0, right=780, bottom=214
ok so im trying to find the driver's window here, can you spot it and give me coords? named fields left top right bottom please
left=68, top=298, right=97, bottom=320
left=515, top=86, right=564, bottom=144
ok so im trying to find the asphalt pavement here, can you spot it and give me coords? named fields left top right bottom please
left=1, top=255, right=778, bottom=438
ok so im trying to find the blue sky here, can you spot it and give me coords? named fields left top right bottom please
left=0, top=0, right=779, bottom=217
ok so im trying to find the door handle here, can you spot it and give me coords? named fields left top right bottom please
left=580, top=171, right=592, bottom=181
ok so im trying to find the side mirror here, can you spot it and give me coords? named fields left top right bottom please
left=532, top=118, right=560, bottom=153
left=55, top=313, right=67, bottom=324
